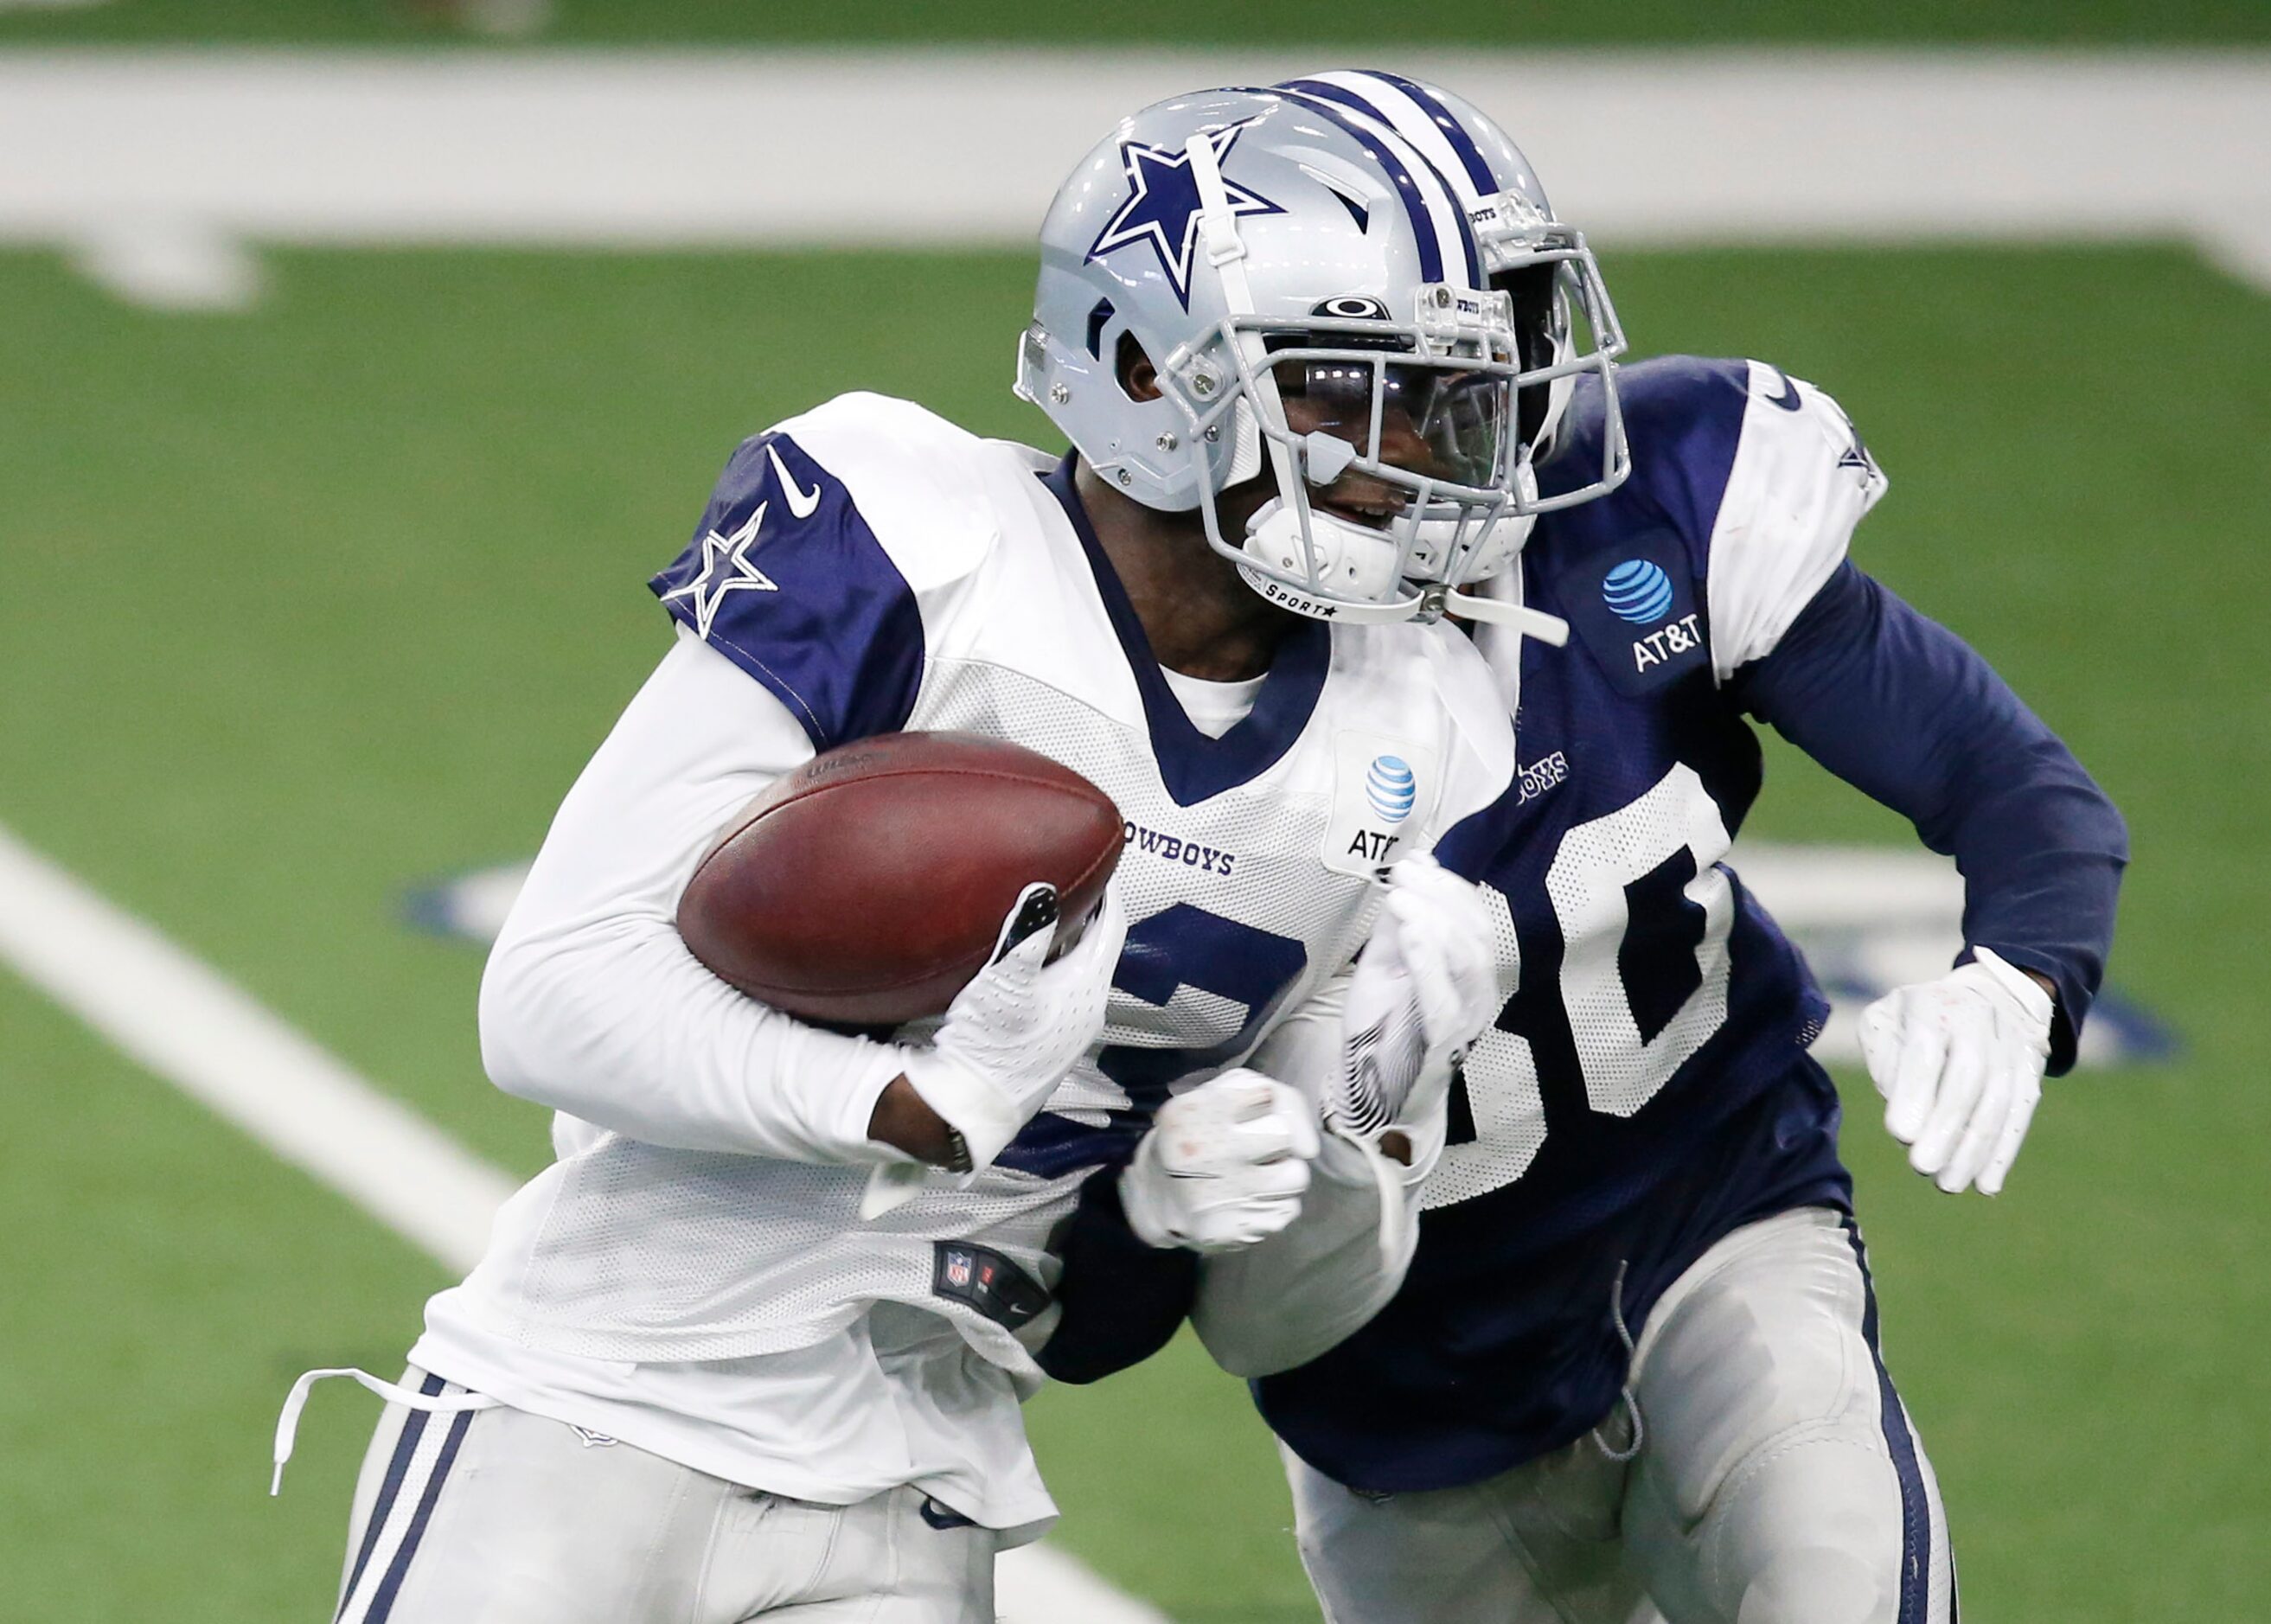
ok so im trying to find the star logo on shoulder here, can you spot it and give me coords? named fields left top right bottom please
left=660, top=503, right=777, bottom=639
left=1086, top=118, right=1284, bottom=309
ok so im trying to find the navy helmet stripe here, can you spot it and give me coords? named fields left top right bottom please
left=333, top=1371, right=445, bottom=1622
left=1361, top=70, right=1500, bottom=196
left=1291, top=74, right=1489, bottom=288
left=1276, top=75, right=1394, bottom=123
left=1842, top=1219, right=1935, bottom=1624
left=1270, top=81, right=1475, bottom=287
left=1276, top=79, right=1480, bottom=286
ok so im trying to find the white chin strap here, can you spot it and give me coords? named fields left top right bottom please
left=1440, top=461, right=1570, bottom=646
left=1190, top=131, right=1416, bottom=623
left=1186, top=131, right=1300, bottom=510
left=1443, top=566, right=1571, bottom=647
left=1443, top=586, right=1571, bottom=646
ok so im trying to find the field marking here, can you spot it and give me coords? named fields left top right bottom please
left=67, top=217, right=265, bottom=310
left=2, top=48, right=2268, bottom=307
left=0, top=822, right=515, bottom=1270
left=0, top=818, right=1165, bottom=1624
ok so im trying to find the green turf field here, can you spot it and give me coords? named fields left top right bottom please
left=3, top=0, right=2269, bottom=45
left=1, top=235, right=2264, bottom=1620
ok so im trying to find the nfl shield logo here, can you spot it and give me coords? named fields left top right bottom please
left=930, top=1237, right=1049, bottom=1330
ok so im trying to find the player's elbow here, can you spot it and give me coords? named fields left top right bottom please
left=2094, top=787, right=2131, bottom=869
left=477, top=935, right=550, bottom=1104
left=2038, top=755, right=2131, bottom=872
left=477, top=925, right=605, bottom=1112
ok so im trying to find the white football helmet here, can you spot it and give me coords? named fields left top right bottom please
left=1018, top=83, right=1611, bottom=634
left=1279, top=71, right=1628, bottom=496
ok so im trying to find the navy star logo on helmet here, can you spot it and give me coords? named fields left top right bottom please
left=1021, top=80, right=1627, bottom=636
left=1084, top=119, right=1285, bottom=310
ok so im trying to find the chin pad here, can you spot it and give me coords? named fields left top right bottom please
left=1243, top=499, right=1402, bottom=600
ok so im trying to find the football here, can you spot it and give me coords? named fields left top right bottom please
left=676, top=731, right=1123, bottom=1026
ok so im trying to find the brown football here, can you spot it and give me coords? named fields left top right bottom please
left=676, top=732, right=1123, bottom=1026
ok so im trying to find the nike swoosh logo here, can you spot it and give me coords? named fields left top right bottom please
left=766, top=443, right=822, bottom=518
left=1761, top=365, right=1802, bottom=412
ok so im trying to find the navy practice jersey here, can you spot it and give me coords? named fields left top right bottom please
left=1250, top=356, right=2127, bottom=1493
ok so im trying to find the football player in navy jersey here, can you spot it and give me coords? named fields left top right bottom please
left=1040, top=74, right=2127, bottom=1624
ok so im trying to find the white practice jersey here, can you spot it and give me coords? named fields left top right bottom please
left=413, top=392, right=1513, bottom=1529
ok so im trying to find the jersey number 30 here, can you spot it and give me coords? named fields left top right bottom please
left=1427, top=764, right=1735, bottom=1210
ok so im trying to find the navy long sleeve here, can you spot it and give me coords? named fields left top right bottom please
left=1730, top=561, right=2127, bottom=1072
left=1033, top=1161, right=1197, bottom=1384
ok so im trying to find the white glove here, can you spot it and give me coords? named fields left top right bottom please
left=1121, top=1070, right=1321, bottom=1254
left=900, top=881, right=1127, bottom=1170
left=1858, top=947, right=2054, bottom=1196
left=1323, top=854, right=1500, bottom=1154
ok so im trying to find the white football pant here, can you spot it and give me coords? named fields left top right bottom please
left=1289, top=1206, right=1955, bottom=1623
left=332, top=1371, right=995, bottom=1623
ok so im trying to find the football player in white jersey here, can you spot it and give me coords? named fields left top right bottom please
left=1040, top=74, right=2127, bottom=1624
left=270, top=86, right=1639, bottom=1624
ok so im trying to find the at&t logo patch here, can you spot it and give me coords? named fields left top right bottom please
left=1323, top=732, right=1440, bottom=878
left=1366, top=756, right=1417, bottom=823
left=1602, top=559, right=1674, bottom=624
left=1633, top=614, right=1704, bottom=672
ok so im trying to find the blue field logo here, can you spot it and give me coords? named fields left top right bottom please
left=1602, top=559, right=1674, bottom=624
left=1366, top=755, right=1417, bottom=823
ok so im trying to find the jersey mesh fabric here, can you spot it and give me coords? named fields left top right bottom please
left=1411, top=886, right=1538, bottom=1210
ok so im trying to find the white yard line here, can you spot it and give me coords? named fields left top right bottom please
left=998, top=1546, right=1174, bottom=1624
left=0, top=818, right=1163, bottom=1623
left=1, top=48, right=2268, bottom=307
left=0, top=822, right=514, bottom=1271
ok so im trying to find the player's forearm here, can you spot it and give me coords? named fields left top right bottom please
left=1734, top=563, right=2128, bottom=1071
left=479, top=921, right=914, bottom=1164
left=1034, top=1170, right=1199, bottom=1384
left=1171, top=977, right=1441, bottom=1377
left=477, top=632, right=940, bottom=1164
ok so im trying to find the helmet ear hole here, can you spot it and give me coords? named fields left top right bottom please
left=1116, top=332, right=1163, bottom=403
